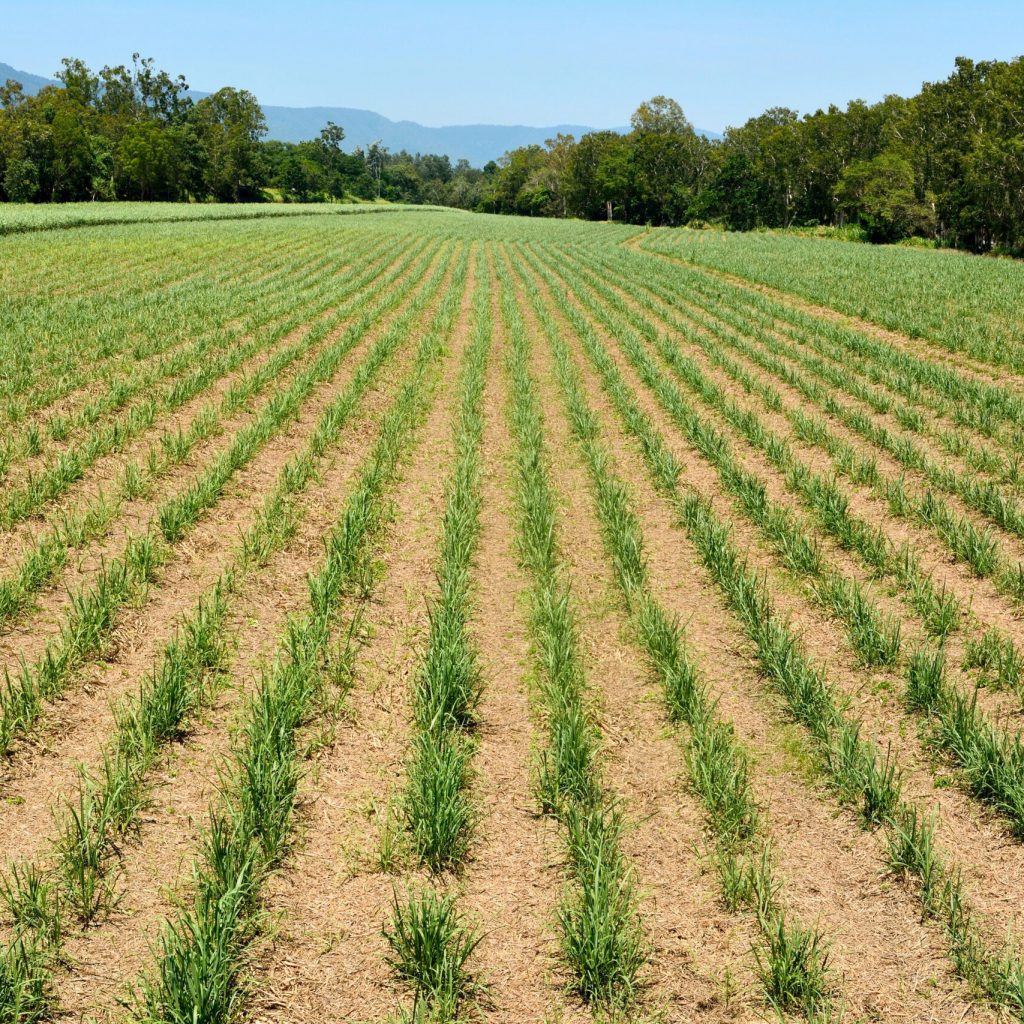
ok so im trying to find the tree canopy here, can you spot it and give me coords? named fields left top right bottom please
left=0, top=55, right=485, bottom=208
left=477, top=56, right=1024, bottom=254
left=3, top=53, right=1024, bottom=255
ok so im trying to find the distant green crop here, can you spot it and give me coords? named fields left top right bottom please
left=641, top=226, right=1024, bottom=369
left=0, top=200, right=441, bottom=235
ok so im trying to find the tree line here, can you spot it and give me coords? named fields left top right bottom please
left=2, top=54, right=1022, bottom=255
left=0, top=55, right=486, bottom=207
left=481, top=56, right=1024, bottom=254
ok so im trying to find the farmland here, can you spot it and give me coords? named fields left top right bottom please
left=3, top=206, right=1024, bottom=1023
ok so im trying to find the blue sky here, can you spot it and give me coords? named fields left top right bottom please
left=4, top=1, right=1023, bottom=131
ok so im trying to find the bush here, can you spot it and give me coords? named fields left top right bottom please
left=3, top=158, right=39, bottom=203
left=837, top=153, right=936, bottom=243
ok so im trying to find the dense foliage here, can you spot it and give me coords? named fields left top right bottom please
left=481, top=58, right=1024, bottom=254
left=0, top=55, right=486, bottom=207
left=3, top=53, right=1023, bottom=253
left=0, top=57, right=268, bottom=202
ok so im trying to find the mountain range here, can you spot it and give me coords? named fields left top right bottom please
left=0, top=60, right=719, bottom=166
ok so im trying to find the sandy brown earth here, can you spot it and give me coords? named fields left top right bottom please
left=452, top=266, right=585, bottom=1024
left=514, top=248, right=996, bottom=1022
left=532, top=240, right=1024, bottom=948
left=6, top=217, right=1024, bottom=1024
left=248, top=249, right=475, bottom=1024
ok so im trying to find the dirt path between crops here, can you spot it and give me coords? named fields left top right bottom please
left=519, top=243, right=999, bottom=1023
left=0, top=245, right=453, bottom=881
left=249, top=257, right=474, bottom=1024
left=513, top=260, right=768, bottom=1022
left=436, top=254, right=584, bottom=1024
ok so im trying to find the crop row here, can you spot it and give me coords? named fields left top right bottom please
left=0, top=240, right=468, bottom=1023
left=636, top=229, right=1024, bottom=372
left=0, top=234, right=425, bottom=631
left=0, top=230, right=407, bottom=496
left=0, top=230, right=357, bottom=477
left=1, top=227, right=336, bottom=425
left=136, top=238, right=466, bottom=1024
left=0, top=239, right=452, bottom=754
left=518, top=239, right=1024, bottom=1017
left=387, top=249, right=487, bottom=1021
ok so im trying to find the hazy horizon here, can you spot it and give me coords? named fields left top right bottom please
left=4, top=0, right=1024, bottom=133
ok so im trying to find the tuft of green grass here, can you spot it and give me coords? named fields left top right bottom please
left=385, top=888, right=481, bottom=1022
left=405, top=733, right=476, bottom=873
left=754, top=915, right=832, bottom=1018
left=558, top=804, right=646, bottom=1008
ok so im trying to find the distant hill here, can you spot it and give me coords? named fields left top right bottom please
left=1, top=60, right=720, bottom=165
left=0, top=61, right=59, bottom=95
left=256, top=107, right=618, bottom=165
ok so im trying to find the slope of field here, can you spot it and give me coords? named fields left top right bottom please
left=0, top=200, right=447, bottom=236
left=640, top=226, right=1024, bottom=366
left=2, top=207, right=1024, bottom=1023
